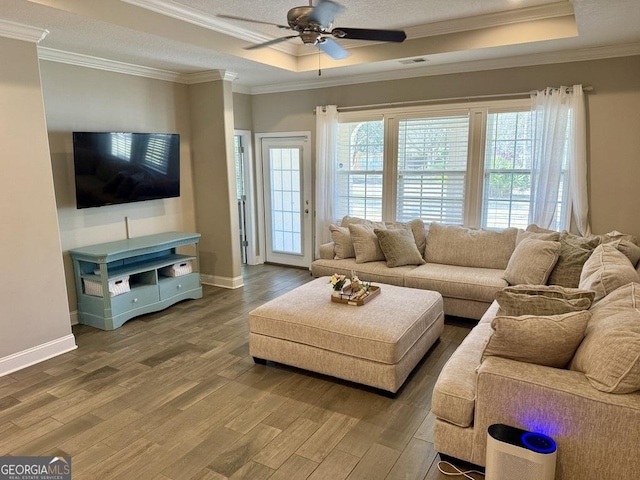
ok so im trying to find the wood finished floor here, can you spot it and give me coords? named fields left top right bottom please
left=0, top=264, right=481, bottom=480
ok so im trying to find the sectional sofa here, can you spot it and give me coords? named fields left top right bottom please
left=311, top=217, right=640, bottom=479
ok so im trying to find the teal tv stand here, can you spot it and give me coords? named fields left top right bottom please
left=70, top=232, right=203, bottom=330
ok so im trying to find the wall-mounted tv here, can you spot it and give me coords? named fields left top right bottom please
left=73, top=132, right=180, bottom=209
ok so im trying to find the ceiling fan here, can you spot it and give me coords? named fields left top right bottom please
left=217, top=0, right=407, bottom=60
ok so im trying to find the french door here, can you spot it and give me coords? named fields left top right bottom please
left=260, top=135, right=312, bottom=268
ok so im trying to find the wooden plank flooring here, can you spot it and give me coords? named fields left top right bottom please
left=1, top=264, right=482, bottom=480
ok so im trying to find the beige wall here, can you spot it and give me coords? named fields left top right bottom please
left=233, top=92, right=253, bottom=131
left=251, top=55, right=640, bottom=238
left=41, top=62, right=197, bottom=313
left=0, top=38, right=73, bottom=360
left=189, top=80, right=242, bottom=283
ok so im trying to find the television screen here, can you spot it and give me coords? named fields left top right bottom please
left=73, top=132, right=180, bottom=209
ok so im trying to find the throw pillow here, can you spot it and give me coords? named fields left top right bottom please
left=547, top=232, right=601, bottom=288
left=496, top=285, right=595, bottom=316
left=387, top=219, right=427, bottom=260
left=329, top=224, right=355, bottom=259
left=570, top=282, right=640, bottom=393
left=526, top=224, right=556, bottom=234
left=579, top=244, right=640, bottom=303
left=349, top=223, right=386, bottom=264
left=515, top=229, right=560, bottom=246
left=482, top=310, right=591, bottom=368
left=503, top=238, right=561, bottom=285
left=607, top=238, right=640, bottom=267
left=374, top=228, right=426, bottom=267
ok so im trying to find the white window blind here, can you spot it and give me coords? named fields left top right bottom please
left=110, top=133, right=131, bottom=161
left=336, top=120, right=384, bottom=221
left=396, top=115, right=469, bottom=224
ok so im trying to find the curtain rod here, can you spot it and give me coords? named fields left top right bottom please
left=334, top=86, right=594, bottom=113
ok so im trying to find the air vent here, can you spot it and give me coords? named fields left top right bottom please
left=399, top=57, right=429, bottom=65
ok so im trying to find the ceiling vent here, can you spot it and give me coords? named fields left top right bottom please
left=399, top=57, right=429, bottom=65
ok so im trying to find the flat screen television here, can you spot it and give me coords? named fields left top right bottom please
left=73, top=132, right=180, bottom=209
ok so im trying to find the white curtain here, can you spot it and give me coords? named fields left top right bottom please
left=530, top=85, right=590, bottom=234
left=315, top=105, right=339, bottom=258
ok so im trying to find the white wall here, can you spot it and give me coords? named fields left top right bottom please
left=0, top=37, right=75, bottom=373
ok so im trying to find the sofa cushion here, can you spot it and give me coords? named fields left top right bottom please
left=404, top=263, right=508, bottom=303
left=503, top=238, right=561, bottom=285
left=310, top=258, right=414, bottom=287
left=349, top=223, right=386, bottom=263
left=375, top=228, right=425, bottom=268
left=496, top=285, right=595, bottom=316
left=547, top=232, right=601, bottom=288
left=329, top=225, right=355, bottom=259
left=425, top=223, right=517, bottom=269
left=570, top=282, right=640, bottom=394
left=482, top=310, right=590, bottom=368
left=432, top=322, right=494, bottom=427
left=579, top=244, right=640, bottom=303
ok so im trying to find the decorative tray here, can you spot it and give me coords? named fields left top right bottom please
left=331, top=285, right=380, bottom=306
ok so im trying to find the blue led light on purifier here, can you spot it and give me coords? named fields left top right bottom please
left=521, top=432, right=557, bottom=454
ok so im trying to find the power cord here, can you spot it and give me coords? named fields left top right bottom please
left=437, top=460, right=485, bottom=479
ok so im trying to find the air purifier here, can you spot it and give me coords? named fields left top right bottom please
left=485, top=424, right=557, bottom=480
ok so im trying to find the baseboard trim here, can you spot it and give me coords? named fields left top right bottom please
left=0, top=334, right=77, bottom=377
left=200, top=274, right=244, bottom=289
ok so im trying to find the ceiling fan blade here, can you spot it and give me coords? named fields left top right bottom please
left=318, top=37, right=349, bottom=60
left=245, top=35, right=299, bottom=50
left=332, top=27, right=407, bottom=43
left=217, top=14, right=290, bottom=30
left=308, top=0, right=343, bottom=28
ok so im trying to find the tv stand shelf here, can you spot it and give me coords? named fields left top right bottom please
left=70, top=232, right=203, bottom=330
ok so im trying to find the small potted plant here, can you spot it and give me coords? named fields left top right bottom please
left=329, top=273, right=347, bottom=297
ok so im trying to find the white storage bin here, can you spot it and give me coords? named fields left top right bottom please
left=159, top=261, right=193, bottom=277
left=83, top=276, right=130, bottom=297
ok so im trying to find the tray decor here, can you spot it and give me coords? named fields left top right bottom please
left=330, top=275, right=380, bottom=306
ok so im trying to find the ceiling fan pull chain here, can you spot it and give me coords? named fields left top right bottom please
left=318, top=48, right=322, bottom=76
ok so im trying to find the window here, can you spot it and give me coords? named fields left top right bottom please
left=482, top=110, right=568, bottom=230
left=110, top=133, right=131, bottom=161
left=142, top=136, right=171, bottom=174
left=482, top=110, right=533, bottom=229
left=333, top=99, right=570, bottom=230
left=336, top=120, right=384, bottom=221
left=397, top=115, right=469, bottom=224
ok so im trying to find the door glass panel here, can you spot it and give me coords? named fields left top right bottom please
left=269, top=147, right=302, bottom=255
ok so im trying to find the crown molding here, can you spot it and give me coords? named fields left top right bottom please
left=38, top=47, right=183, bottom=82
left=0, top=19, right=49, bottom=43
left=249, top=42, right=640, bottom=95
left=38, top=47, right=243, bottom=88
left=406, top=1, right=574, bottom=40
left=120, top=0, right=298, bottom=56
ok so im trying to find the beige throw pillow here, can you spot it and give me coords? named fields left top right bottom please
left=503, top=238, right=561, bottom=285
left=547, top=232, right=601, bottom=288
left=496, top=285, right=595, bottom=316
left=579, top=244, right=640, bottom=303
left=482, top=310, right=591, bottom=368
left=570, top=282, right=640, bottom=393
left=349, top=223, right=386, bottom=264
left=329, top=224, right=355, bottom=259
left=375, top=228, right=426, bottom=267
left=516, top=229, right=560, bottom=246
left=385, top=219, right=427, bottom=259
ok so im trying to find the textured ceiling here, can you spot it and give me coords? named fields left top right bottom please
left=2, top=0, right=640, bottom=92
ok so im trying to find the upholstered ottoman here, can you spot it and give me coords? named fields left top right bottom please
left=248, top=277, right=444, bottom=393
